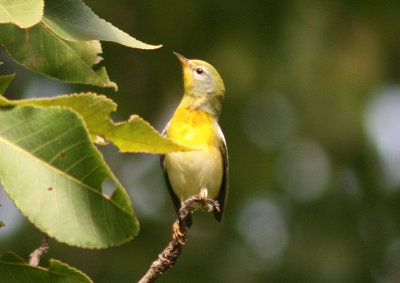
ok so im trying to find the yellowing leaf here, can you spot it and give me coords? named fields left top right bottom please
left=0, top=93, right=192, bottom=154
left=0, top=0, right=44, bottom=28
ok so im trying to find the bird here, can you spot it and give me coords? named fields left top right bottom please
left=160, top=52, right=229, bottom=230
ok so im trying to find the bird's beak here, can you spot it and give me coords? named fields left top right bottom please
left=173, top=52, right=189, bottom=67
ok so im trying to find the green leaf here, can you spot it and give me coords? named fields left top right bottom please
left=0, top=221, right=4, bottom=228
left=0, top=93, right=192, bottom=154
left=0, top=106, right=138, bottom=248
left=104, top=114, right=188, bottom=153
left=0, top=252, right=92, bottom=283
left=42, top=0, right=161, bottom=50
left=0, top=73, right=15, bottom=94
left=0, top=24, right=117, bottom=90
left=0, top=0, right=44, bottom=28
left=0, top=62, right=15, bottom=94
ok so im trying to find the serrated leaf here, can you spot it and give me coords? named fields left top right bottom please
left=0, top=93, right=192, bottom=154
left=0, top=73, right=15, bottom=94
left=42, top=0, right=161, bottom=50
left=0, top=24, right=117, bottom=90
left=0, top=252, right=92, bottom=283
left=0, top=106, right=138, bottom=248
left=0, top=0, right=44, bottom=28
left=105, top=114, right=188, bottom=153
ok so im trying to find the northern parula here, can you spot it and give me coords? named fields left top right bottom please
left=160, top=53, right=229, bottom=225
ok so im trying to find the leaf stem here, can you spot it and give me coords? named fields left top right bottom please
left=29, top=234, right=49, bottom=266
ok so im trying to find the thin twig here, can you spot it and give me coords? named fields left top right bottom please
left=29, top=234, right=49, bottom=266
left=138, top=195, right=220, bottom=283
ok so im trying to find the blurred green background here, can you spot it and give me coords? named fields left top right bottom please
left=1, top=0, right=400, bottom=282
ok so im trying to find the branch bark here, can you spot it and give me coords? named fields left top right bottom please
left=138, top=195, right=220, bottom=283
left=29, top=234, right=49, bottom=266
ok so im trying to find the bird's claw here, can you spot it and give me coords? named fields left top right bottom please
left=172, top=221, right=185, bottom=245
left=211, top=200, right=220, bottom=212
left=198, top=189, right=221, bottom=213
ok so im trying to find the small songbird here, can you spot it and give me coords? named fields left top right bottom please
left=160, top=53, right=228, bottom=225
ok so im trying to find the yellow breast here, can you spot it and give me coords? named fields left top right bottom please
left=167, top=108, right=217, bottom=148
left=165, top=108, right=223, bottom=201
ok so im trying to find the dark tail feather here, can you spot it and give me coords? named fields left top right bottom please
left=213, top=209, right=223, bottom=222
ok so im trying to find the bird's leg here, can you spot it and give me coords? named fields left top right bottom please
left=199, top=188, right=216, bottom=212
left=199, top=188, right=208, bottom=202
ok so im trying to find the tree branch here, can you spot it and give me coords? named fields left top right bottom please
left=29, top=234, right=49, bottom=266
left=138, top=195, right=220, bottom=283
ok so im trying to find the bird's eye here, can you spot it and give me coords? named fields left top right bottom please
left=196, top=68, right=204, bottom=74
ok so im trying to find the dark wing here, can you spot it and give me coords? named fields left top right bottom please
left=160, top=154, right=181, bottom=215
left=213, top=125, right=229, bottom=222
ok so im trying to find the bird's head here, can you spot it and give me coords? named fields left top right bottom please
left=174, top=52, right=225, bottom=117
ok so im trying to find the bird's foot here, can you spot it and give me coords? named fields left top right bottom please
left=199, top=188, right=208, bottom=202
left=172, top=221, right=186, bottom=245
left=199, top=188, right=215, bottom=212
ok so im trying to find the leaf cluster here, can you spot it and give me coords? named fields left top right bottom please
left=0, top=1, right=185, bottom=281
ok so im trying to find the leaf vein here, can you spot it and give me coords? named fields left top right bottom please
left=31, top=124, right=81, bottom=155
left=0, top=135, right=132, bottom=215
left=64, top=152, right=95, bottom=174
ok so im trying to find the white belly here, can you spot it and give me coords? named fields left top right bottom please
left=165, top=147, right=223, bottom=201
